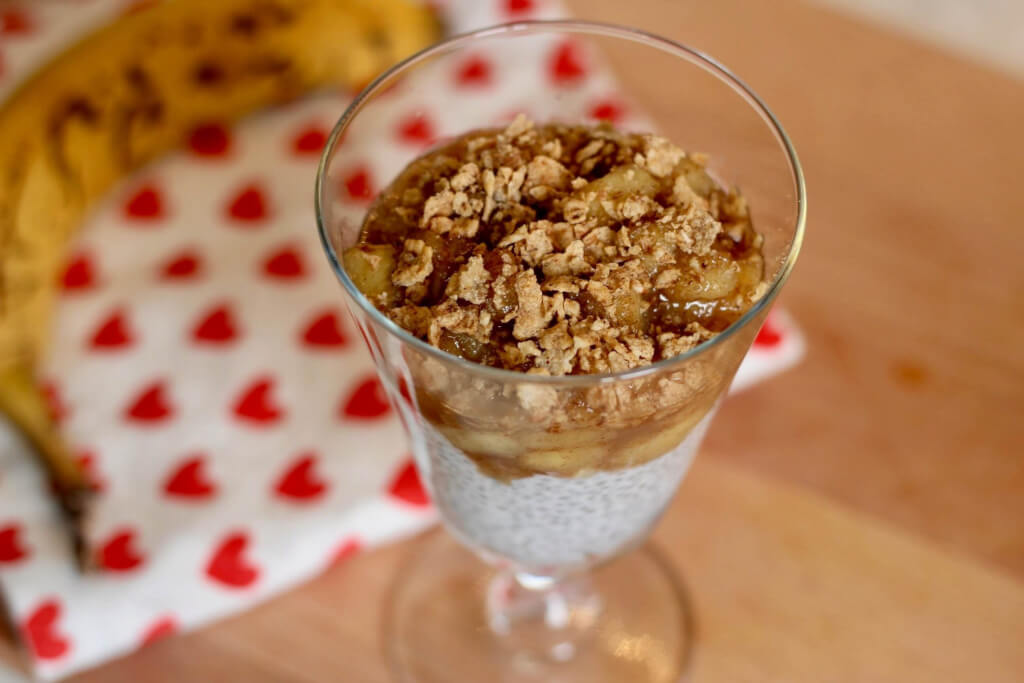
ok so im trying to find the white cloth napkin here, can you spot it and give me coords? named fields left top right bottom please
left=0, top=0, right=805, bottom=678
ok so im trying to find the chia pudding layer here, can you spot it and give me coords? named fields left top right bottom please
left=417, top=411, right=715, bottom=570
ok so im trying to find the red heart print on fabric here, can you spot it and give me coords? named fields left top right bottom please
left=97, top=529, right=146, bottom=572
left=61, top=252, right=96, bottom=291
left=342, top=165, right=376, bottom=202
left=0, top=524, right=29, bottom=563
left=76, top=452, right=106, bottom=493
left=1, top=9, right=33, bottom=35
left=455, top=55, right=492, bottom=88
left=140, top=616, right=177, bottom=646
left=330, top=537, right=362, bottom=566
left=124, top=184, right=165, bottom=221
left=205, top=532, right=260, bottom=589
left=22, top=600, right=70, bottom=661
left=274, top=453, right=328, bottom=501
left=503, top=0, right=534, bottom=16
left=754, top=317, right=783, bottom=348
left=124, top=381, right=174, bottom=423
left=341, top=376, right=391, bottom=420
left=589, top=99, right=625, bottom=123
left=191, top=304, right=239, bottom=345
left=397, top=113, right=436, bottom=146
left=226, top=183, right=269, bottom=223
left=388, top=460, right=430, bottom=507
left=89, top=309, right=134, bottom=349
left=164, top=455, right=217, bottom=499
left=301, top=310, right=347, bottom=348
left=292, top=124, right=328, bottom=156
left=188, top=122, right=231, bottom=158
left=549, top=40, right=586, bottom=84
left=233, top=377, right=284, bottom=425
left=160, top=249, right=201, bottom=280
left=41, top=380, right=68, bottom=424
left=262, top=246, right=306, bottom=280
left=397, top=376, right=414, bottom=407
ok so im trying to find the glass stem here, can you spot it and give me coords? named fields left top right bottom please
left=485, top=567, right=603, bottom=665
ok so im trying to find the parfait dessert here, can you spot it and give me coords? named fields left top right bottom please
left=342, top=115, right=766, bottom=569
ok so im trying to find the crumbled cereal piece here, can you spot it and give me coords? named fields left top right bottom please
left=525, top=155, right=572, bottom=192
left=446, top=255, right=491, bottom=305
left=451, top=163, right=480, bottom=191
left=521, top=226, right=555, bottom=266
left=512, top=270, right=548, bottom=340
left=503, top=113, right=533, bottom=139
left=392, top=239, right=434, bottom=287
left=541, top=275, right=580, bottom=294
left=422, top=191, right=454, bottom=227
left=389, top=304, right=433, bottom=337
left=641, top=135, right=685, bottom=177
left=541, top=240, right=590, bottom=278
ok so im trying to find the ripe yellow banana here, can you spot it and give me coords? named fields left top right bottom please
left=0, top=0, right=439, bottom=535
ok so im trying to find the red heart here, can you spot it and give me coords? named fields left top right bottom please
left=504, top=0, right=534, bottom=14
left=124, top=184, right=165, bottom=220
left=40, top=380, right=68, bottom=424
left=76, top=451, right=106, bottom=493
left=274, top=453, right=328, bottom=501
left=549, top=40, right=586, bottom=84
left=341, top=376, right=391, bottom=420
left=191, top=304, right=238, bottom=344
left=397, top=113, right=436, bottom=146
left=455, top=55, right=492, bottom=88
left=0, top=524, right=28, bottom=563
left=590, top=99, right=625, bottom=123
left=330, top=537, right=362, bottom=565
left=89, top=309, right=134, bottom=349
left=397, top=376, right=414, bottom=406
left=164, top=455, right=217, bottom=499
left=188, top=122, right=231, bottom=157
left=61, top=252, right=96, bottom=291
left=754, top=318, right=783, bottom=348
left=124, top=381, right=174, bottom=423
left=388, top=459, right=430, bottom=507
left=97, top=529, right=145, bottom=572
left=233, top=377, right=284, bottom=424
left=22, top=600, right=70, bottom=661
left=301, top=310, right=348, bottom=348
left=160, top=250, right=201, bottom=280
left=226, top=183, right=269, bottom=222
left=1, top=9, right=33, bottom=35
left=342, top=165, right=376, bottom=202
left=205, top=532, right=260, bottom=588
left=263, top=246, right=306, bottom=279
left=292, top=124, right=328, bottom=155
left=141, top=616, right=177, bottom=645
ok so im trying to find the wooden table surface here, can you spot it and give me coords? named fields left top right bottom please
left=4, top=0, right=1023, bottom=680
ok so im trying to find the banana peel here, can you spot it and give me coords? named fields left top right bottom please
left=0, top=0, right=440, bottom=564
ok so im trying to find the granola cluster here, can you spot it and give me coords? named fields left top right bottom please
left=345, top=115, right=765, bottom=376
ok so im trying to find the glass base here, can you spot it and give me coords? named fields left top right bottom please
left=384, top=530, right=694, bottom=682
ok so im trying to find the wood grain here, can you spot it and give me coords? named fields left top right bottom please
left=4, top=0, right=1024, bottom=679
left=567, top=0, right=1024, bottom=575
left=57, top=458, right=1024, bottom=682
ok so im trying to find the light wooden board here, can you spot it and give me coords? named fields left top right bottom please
left=51, top=458, right=1024, bottom=682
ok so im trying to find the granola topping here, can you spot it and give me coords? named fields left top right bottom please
left=345, top=115, right=766, bottom=377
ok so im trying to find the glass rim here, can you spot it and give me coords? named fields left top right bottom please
left=315, top=19, right=807, bottom=387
